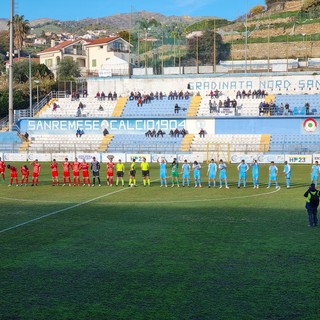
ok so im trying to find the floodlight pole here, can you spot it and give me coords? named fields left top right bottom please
left=8, top=0, right=14, bottom=131
left=29, top=55, right=33, bottom=117
left=244, top=0, right=248, bottom=74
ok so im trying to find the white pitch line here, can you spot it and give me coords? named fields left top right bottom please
left=0, top=187, right=129, bottom=235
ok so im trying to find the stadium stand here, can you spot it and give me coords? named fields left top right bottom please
left=40, top=96, right=118, bottom=118
left=27, top=134, right=104, bottom=153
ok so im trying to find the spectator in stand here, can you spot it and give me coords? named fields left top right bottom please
left=247, top=90, right=252, bottom=98
left=137, top=97, right=143, bottom=107
left=174, top=128, right=180, bottom=137
left=24, top=132, right=29, bottom=141
left=129, top=92, right=134, bottom=100
left=154, top=91, right=159, bottom=100
left=181, top=128, right=187, bottom=137
left=214, top=89, right=220, bottom=98
left=169, top=129, right=174, bottom=137
left=76, top=106, right=81, bottom=117
left=242, top=90, right=247, bottom=98
left=157, top=129, right=164, bottom=137
left=305, top=102, right=310, bottom=115
left=236, top=90, right=242, bottom=99
left=160, top=91, right=164, bottom=100
left=145, top=130, right=151, bottom=137
left=174, top=103, right=180, bottom=114
left=199, top=128, right=206, bottom=138
left=178, top=91, right=184, bottom=99
left=52, top=103, right=58, bottom=111
left=101, top=91, right=106, bottom=101
left=79, top=101, right=84, bottom=110
left=151, top=129, right=156, bottom=137
left=173, top=90, right=178, bottom=100
left=103, top=128, right=109, bottom=136
left=184, top=91, right=190, bottom=100
left=95, top=91, right=101, bottom=100
left=108, top=92, right=113, bottom=100
left=210, top=90, right=214, bottom=99
left=113, top=91, right=117, bottom=100
left=83, top=89, right=88, bottom=97
left=98, top=105, right=104, bottom=111
left=209, top=100, right=213, bottom=113
left=168, top=91, right=173, bottom=100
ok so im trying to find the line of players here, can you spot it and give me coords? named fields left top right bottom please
left=1, top=156, right=320, bottom=188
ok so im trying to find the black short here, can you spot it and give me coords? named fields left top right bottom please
left=142, top=170, right=150, bottom=177
left=117, top=171, right=124, bottom=177
left=130, top=170, right=136, bottom=177
left=92, top=171, right=100, bottom=177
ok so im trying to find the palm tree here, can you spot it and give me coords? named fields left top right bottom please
left=8, top=15, right=30, bottom=58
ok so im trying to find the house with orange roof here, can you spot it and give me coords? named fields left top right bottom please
left=37, top=36, right=133, bottom=78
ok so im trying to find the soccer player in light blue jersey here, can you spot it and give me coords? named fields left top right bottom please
left=283, top=160, right=291, bottom=189
left=192, top=161, right=202, bottom=188
left=218, top=159, right=229, bottom=189
left=159, top=158, right=167, bottom=187
left=237, top=159, right=249, bottom=188
left=251, top=159, right=260, bottom=189
left=267, top=161, right=279, bottom=189
left=207, top=159, right=217, bottom=188
left=311, top=161, right=320, bottom=186
left=181, top=160, right=191, bottom=187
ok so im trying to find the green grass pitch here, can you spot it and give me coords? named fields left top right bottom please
left=0, top=162, right=319, bottom=320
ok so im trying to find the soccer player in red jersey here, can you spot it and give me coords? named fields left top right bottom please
left=31, top=159, right=41, bottom=186
left=62, top=158, right=71, bottom=186
left=50, top=159, right=59, bottom=186
left=72, top=157, right=81, bottom=186
left=0, top=157, right=5, bottom=182
left=80, top=159, right=90, bottom=186
left=7, top=164, right=18, bottom=186
left=20, top=165, right=29, bottom=186
left=106, top=158, right=114, bottom=186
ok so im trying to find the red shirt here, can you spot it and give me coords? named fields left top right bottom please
left=63, top=161, right=71, bottom=172
left=0, top=161, right=5, bottom=171
left=107, top=162, right=114, bottom=174
left=72, top=161, right=80, bottom=173
left=21, top=166, right=29, bottom=176
left=81, top=162, right=89, bottom=172
left=50, top=162, right=58, bottom=173
left=33, top=163, right=41, bottom=174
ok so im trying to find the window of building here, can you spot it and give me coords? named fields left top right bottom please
left=45, top=59, right=53, bottom=67
left=92, top=59, right=97, bottom=67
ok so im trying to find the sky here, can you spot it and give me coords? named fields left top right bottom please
left=1, top=0, right=264, bottom=21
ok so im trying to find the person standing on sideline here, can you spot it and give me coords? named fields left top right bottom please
left=141, top=157, right=151, bottom=187
left=171, top=158, right=180, bottom=187
left=159, top=159, right=168, bottom=187
left=115, top=159, right=125, bottom=186
left=311, top=161, right=320, bottom=186
left=50, top=159, right=59, bottom=186
left=106, top=158, right=114, bottom=186
left=207, top=159, right=217, bottom=188
left=0, top=157, right=5, bottom=182
left=181, top=159, right=191, bottom=187
left=129, top=158, right=137, bottom=187
left=304, top=183, right=320, bottom=227
left=80, top=159, right=90, bottom=186
left=192, top=161, right=202, bottom=188
left=283, top=160, right=291, bottom=189
left=62, top=158, right=71, bottom=186
left=91, top=157, right=101, bottom=186
left=251, top=159, right=260, bottom=189
left=218, top=159, right=229, bottom=189
left=237, top=159, right=249, bottom=188
left=267, top=161, right=279, bottom=189
left=31, top=159, right=41, bottom=186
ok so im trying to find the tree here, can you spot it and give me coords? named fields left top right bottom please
left=185, top=30, right=228, bottom=65
left=118, top=30, right=130, bottom=42
left=57, top=58, right=81, bottom=80
left=301, top=0, right=320, bottom=18
left=8, top=15, right=30, bottom=58
left=0, top=30, right=10, bottom=55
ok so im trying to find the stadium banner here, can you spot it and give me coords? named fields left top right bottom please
left=219, top=108, right=235, bottom=116
left=76, top=153, right=100, bottom=163
left=101, top=153, right=125, bottom=163
left=230, top=154, right=261, bottom=164
left=151, top=154, right=177, bottom=163
left=126, top=154, right=151, bottom=162
left=3, top=153, right=28, bottom=161
left=185, top=119, right=215, bottom=135
left=178, top=153, right=206, bottom=163
left=18, top=118, right=186, bottom=135
left=257, top=154, right=285, bottom=163
left=27, top=153, right=51, bottom=161
left=285, top=155, right=313, bottom=164
left=312, top=154, right=320, bottom=163
left=51, top=153, right=76, bottom=162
